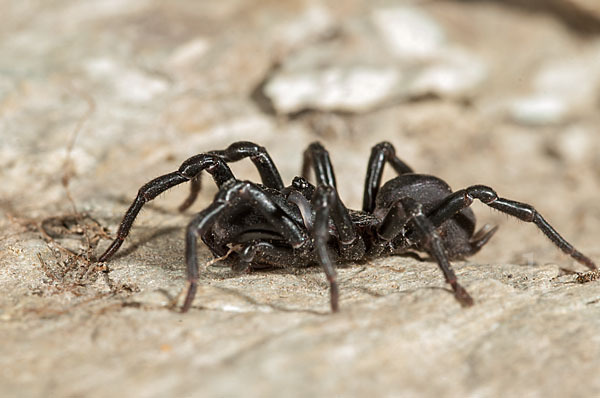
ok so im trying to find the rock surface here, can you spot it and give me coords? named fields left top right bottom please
left=1, top=1, right=600, bottom=397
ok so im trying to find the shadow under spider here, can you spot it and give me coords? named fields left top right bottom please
left=104, top=225, right=181, bottom=260
left=126, top=286, right=331, bottom=315
left=191, top=285, right=332, bottom=315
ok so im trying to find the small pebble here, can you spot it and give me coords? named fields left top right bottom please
left=371, top=6, right=445, bottom=59
left=264, top=65, right=401, bottom=113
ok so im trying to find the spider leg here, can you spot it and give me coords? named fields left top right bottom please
left=183, top=200, right=227, bottom=312
left=363, top=141, right=413, bottom=213
left=375, top=197, right=474, bottom=307
left=427, top=185, right=596, bottom=270
left=312, top=186, right=339, bottom=312
left=179, top=141, right=285, bottom=212
left=467, top=224, right=499, bottom=255
left=177, top=175, right=201, bottom=212
left=312, top=185, right=366, bottom=312
left=210, top=141, right=284, bottom=189
left=301, top=142, right=337, bottom=187
left=98, top=154, right=234, bottom=262
left=183, top=180, right=310, bottom=312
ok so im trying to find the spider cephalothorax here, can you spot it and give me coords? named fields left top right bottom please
left=98, top=141, right=596, bottom=312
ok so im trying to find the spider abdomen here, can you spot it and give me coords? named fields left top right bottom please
left=374, top=174, right=477, bottom=258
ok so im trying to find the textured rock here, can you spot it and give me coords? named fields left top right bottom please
left=507, top=53, right=600, bottom=125
left=490, top=0, right=600, bottom=33
left=1, top=1, right=600, bottom=398
left=407, top=47, right=487, bottom=99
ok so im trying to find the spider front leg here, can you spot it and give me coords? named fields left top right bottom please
left=427, top=185, right=597, bottom=270
left=98, top=154, right=234, bottom=262
left=183, top=200, right=227, bottom=311
left=183, top=180, right=310, bottom=312
left=179, top=141, right=285, bottom=212
left=376, top=197, right=474, bottom=307
left=312, top=185, right=366, bottom=312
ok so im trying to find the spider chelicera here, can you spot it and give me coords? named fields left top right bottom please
left=97, top=141, right=596, bottom=312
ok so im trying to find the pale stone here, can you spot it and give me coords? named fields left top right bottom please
left=166, top=38, right=211, bottom=70
left=552, top=125, right=597, bottom=164
left=371, top=6, right=445, bottom=59
left=508, top=52, right=600, bottom=125
left=272, top=5, right=335, bottom=48
left=408, top=47, right=487, bottom=98
left=84, top=58, right=169, bottom=103
left=508, top=94, right=568, bottom=125
left=264, top=65, right=401, bottom=113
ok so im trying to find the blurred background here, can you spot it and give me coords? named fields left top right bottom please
left=1, top=1, right=600, bottom=396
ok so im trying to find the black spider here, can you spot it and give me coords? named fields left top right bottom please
left=97, top=141, right=596, bottom=312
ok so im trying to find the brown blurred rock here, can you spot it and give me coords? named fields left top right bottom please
left=472, top=0, right=600, bottom=34
left=1, top=1, right=600, bottom=398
